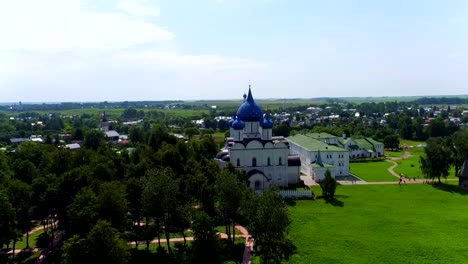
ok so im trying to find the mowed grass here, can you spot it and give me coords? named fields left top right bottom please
left=15, top=229, right=44, bottom=249
left=385, top=150, right=405, bottom=158
left=350, top=161, right=397, bottom=182
left=286, top=184, right=468, bottom=264
left=395, top=155, right=457, bottom=179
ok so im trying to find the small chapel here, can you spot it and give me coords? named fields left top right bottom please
left=215, top=86, right=301, bottom=190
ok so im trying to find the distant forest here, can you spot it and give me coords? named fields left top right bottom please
left=2, top=96, right=467, bottom=112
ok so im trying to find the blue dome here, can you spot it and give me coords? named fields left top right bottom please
left=260, top=114, right=273, bottom=128
left=237, top=88, right=263, bottom=122
left=231, top=118, right=245, bottom=130
left=228, top=116, right=236, bottom=127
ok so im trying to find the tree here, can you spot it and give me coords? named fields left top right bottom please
left=427, top=117, right=446, bottom=138
left=185, top=127, right=199, bottom=139
left=62, top=235, right=87, bottom=264
left=126, top=178, right=143, bottom=227
left=83, top=130, right=105, bottom=150
left=128, top=125, right=145, bottom=144
left=142, top=168, right=179, bottom=254
left=398, top=115, right=413, bottom=140
left=63, top=221, right=130, bottom=264
left=273, top=123, right=290, bottom=137
left=451, top=130, right=468, bottom=177
left=383, top=134, right=400, bottom=150
left=191, top=211, right=220, bottom=263
left=320, top=169, right=337, bottom=201
left=420, top=137, right=452, bottom=183
left=215, top=170, right=245, bottom=243
left=68, top=188, right=99, bottom=235
left=243, top=188, right=295, bottom=264
left=0, top=190, right=15, bottom=249
left=72, top=127, right=84, bottom=141
left=97, top=182, right=128, bottom=230
left=86, top=220, right=130, bottom=263
left=7, top=179, right=32, bottom=252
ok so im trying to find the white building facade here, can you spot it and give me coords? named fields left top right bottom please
left=287, top=134, right=349, bottom=181
left=215, top=87, right=301, bottom=190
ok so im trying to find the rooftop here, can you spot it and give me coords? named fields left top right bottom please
left=287, top=134, right=348, bottom=152
left=306, top=132, right=338, bottom=139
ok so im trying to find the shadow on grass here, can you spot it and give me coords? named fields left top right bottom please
left=432, top=182, right=468, bottom=195
left=284, top=199, right=297, bottom=206
left=315, top=196, right=345, bottom=207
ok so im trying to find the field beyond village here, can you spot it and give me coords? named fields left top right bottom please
left=284, top=183, right=468, bottom=264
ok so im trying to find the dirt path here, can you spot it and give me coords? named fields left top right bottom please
left=386, top=151, right=411, bottom=179
left=235, top=225, right=253, bottom=264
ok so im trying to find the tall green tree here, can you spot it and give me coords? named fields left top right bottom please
left=68, top=188, right=99, bottom=236
left=451, top=129, right=468, bottom=177
left=383, top=134, right=400, bottom=150
left=0, top=190, right=16, bottom=249
left=398, top=114, right=414, bottom=140
left=420, top=137, right=452, bottom=183
left=191, top=211, right=220, bottom=263
left=215, top=170, right=245, bottom=243
left=243, top=188, right=295, bottom=264
left=97, top=182, right=128, bottom=230
left=320, top=169, right=337, bottom=201
left=142, top=168, right=179, bottom=254
left=83, top=130, right=105, bottom=150
left=62, top=220, right=130, bottom=264
left=7, top=179, right=32, bottom=252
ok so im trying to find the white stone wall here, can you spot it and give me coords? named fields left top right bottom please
left=288, top=141, right=349, bottom=177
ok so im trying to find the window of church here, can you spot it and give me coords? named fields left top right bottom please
left=254, top=180, right=261, bottom=190
left=252, top=157, right=257, bottom=167
left=279, top=157, right=282, bottom=165
left=237, top=159, right=240, bottom=166
left=267, top=157, right=271, bottom=166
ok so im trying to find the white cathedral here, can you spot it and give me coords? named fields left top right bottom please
left=215, top=86, right=301, bottom=190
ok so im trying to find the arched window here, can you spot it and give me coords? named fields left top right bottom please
left=237, top=159, right=240, bottom=166
left=267, top=157, right=271, bottom=166
left=252, top=157, right=257, bottom=167
left=279, top=157, right=282, bottom=165
left=254, top=180, right=261, bottom=190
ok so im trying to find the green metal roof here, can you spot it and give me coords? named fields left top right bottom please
left=287, top=134, right=348, bottom=152
left=365, top=137, right=383, bottom=146
left=353, top=138, right=374, bottom=151
left=306, top=132, right=338, bottom=139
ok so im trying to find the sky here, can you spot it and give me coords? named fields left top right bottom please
left=0, top=0, right=467, bottom=102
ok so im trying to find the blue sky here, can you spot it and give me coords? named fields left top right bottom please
left=0, top=0, right=467, bottom=102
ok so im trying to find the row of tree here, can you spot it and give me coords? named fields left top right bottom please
left=0, top=125, right=294, bottom=263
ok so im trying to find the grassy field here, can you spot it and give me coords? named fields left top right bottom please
left=385, top=150, right=405, bottom=158
left=350, top=161, right=398, bottom=182
left=284, top=184, right=468, bottom=264
left=2, top=108, right=210, bottom=120
left=395, top=155, right=457, bottom=179
left=15, top=229, right=44, bottom=249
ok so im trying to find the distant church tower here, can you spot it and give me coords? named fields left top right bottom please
left=100, top=112, right=109, bottom=132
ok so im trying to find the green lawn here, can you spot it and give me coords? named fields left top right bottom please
left=350, top=161, right=398, bottom=182
left=399, top=139, right=427, bottom=156
left=215, top=226, right=242, bottom=235
left=395, top=155, right=457, bottom=179
left=15, top=229, right=44, bottom=249
left=285, top=184, right=468, bottom=264
left=385, top=151, right=405, bottom=158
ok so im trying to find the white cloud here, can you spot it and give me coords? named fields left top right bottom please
left=0, top=0, right=174, bottom=51
left=0, top=0, right=265, bottom=102
left=117, top=0, right=160, bottom=17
